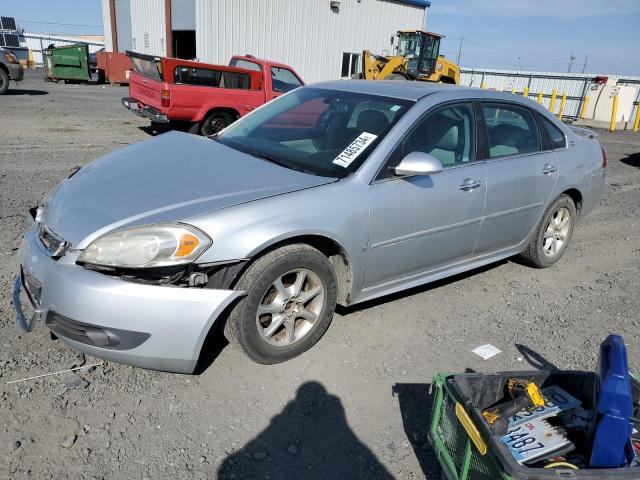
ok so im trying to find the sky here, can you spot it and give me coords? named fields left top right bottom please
left=1, top=0, right=639, bottom=76
left=428, top=0, right=640, bottom=75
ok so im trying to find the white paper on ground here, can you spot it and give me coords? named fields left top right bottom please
left=472, top=344, right=502, bottom=360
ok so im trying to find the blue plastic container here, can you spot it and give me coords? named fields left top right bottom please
left=590, top=334, right=635, bottom=468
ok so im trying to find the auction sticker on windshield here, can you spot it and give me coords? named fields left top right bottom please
left=332, top=132, right=378, bottom=168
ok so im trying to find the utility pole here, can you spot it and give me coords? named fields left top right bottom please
left=456, top=38, right=463, bottom=65
left=581, top=55, right=589, bottom=74
left=567, top=52, right=575, bottom=73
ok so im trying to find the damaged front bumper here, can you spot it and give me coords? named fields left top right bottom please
left=13, top=225, right=243, bottom=373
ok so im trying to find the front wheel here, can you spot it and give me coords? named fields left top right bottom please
left=200, top=111, right=234, bottom=136
left=224, top=244, right=337, bottom=364
left=517, top=194, right=576, bottom=268
left=0, top=69, right=9, bottom=95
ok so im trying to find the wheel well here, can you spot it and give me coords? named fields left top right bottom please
left=234, top=235, right=354, bottom=306
left=0, top=63, right=8, bottom=75
left=201, top=107, right=240, bottom=124
left=562, top=188, right=583, bottom=215
left=438, top=76, right=457, bottom=84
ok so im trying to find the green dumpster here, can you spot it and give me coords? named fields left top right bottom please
left=42, top=43, right=91, bottom=82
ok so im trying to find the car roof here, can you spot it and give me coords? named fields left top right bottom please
left=306, top=80, right=539, bottom=104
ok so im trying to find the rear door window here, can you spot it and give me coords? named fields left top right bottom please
left=271, top=67, right=302, bottom=93
left=174, top=66, right=251, bottom=89
left=483, top=103, right=540, bottom=158
left=130, top=55, right=163, bottom=81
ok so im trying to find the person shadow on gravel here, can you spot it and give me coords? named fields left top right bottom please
left=216, top=381, right=394, bottom=480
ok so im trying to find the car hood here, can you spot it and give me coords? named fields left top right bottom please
left=41, top=131, right=335, bottom=248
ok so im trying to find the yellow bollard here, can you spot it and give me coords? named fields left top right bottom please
left=523, top=86, right=529, bottom=98
left=480, top=82, right=486, bottom=89
left=610, top=94, right=618, bottom=132
left=510, top=87, right=515, bottom=94
left=536, top=92, right=543, bottom=104
left=549, top=89, right=557, bottom=114
left=633, top=104, right=640, bottom=132
left=580, top=96, right=589, bottom=119
left=558, top=93, right=567, bottom=120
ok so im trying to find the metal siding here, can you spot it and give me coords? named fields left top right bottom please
left=171, top=0, right=195, bottom=31
left=130, top=0, right=166, bottom=56
left=461, top=68, right=640, bottom=118
left=101, top=0, right=113, bottom=51
left=196, top=0, right=426, bottom=83
left=115, top=0, right=132, bottom=53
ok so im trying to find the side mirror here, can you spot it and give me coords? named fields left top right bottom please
left=392, top=152, right=443, bottom=177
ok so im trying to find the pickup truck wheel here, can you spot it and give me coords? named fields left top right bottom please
left=0, top=69, right=9, bottom=95
left=201, top=111, right=234, bottom=136
left=224, top=244, right=337, bottom=364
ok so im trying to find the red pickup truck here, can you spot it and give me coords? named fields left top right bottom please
left=122, top=52, right=304, bottom=135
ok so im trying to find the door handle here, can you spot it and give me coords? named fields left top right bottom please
left=542, top=164, right=557, bottom=175
left=458, top=178, right=482, bottom=191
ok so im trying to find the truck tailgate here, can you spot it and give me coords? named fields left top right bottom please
left=129, top=71, right=165, bottom=110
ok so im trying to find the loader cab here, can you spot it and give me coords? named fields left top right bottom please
left=395, top=31, right=442, bottom=78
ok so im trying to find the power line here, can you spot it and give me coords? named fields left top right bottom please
left=18, top=20, right=102, bottom=29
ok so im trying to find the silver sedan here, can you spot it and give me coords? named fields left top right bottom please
left=13, top=81, right=606, bottom=372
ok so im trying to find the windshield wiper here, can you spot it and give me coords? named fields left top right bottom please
left=248, top=151, right=298, bottom=171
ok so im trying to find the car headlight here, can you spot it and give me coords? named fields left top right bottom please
left=78, top=223, right=212, bottom=268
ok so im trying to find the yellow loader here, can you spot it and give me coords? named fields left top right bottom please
left=362, top=30, right=460, bottom=84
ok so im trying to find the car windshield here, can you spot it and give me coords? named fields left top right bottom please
left=217, top=87, right=414, bottom=178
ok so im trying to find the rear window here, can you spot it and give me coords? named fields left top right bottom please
left=174, top=66, right=252, bottom=89
left=130, top=56, right=163, bottom=82
left=229, top=58, right=262, bottom=71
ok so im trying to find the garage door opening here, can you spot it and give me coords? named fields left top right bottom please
left=172, top=30, right=196, bottom=60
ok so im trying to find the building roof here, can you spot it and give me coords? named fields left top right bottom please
left=393, top=0, right=431, bottom=8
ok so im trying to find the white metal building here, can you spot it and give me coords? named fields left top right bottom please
left=101, top=0, right=429, bottom=82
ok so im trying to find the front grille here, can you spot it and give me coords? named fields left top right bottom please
left=37, top=224, right=69, bottom=258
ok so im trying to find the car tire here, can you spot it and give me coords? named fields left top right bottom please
left=201, top=111, right=234, bottom=136
left=187, top=122, right=200, bottom=135
left=517, top=194, right=576, bottom=268
left=224, top=244, right=337, bottom=364
left=0, top=68, right=9, bottom=95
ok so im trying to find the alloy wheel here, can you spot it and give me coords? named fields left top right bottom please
left=542, top=207, right=571, bottom=257
left=256, top=269, right=325, bottom=347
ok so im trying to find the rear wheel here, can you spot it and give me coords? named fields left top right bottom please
left=386, top=73, right=408, bottom=81
left=0, top=69, right=9, bottom=95
left=200, top=111, right=234, bottom=136
left=224, top=244, right=337, bottom=364
left=518, top=194, right=576, bottom=268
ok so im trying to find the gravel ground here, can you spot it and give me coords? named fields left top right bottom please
left=1, top=71, right=639, bottom=479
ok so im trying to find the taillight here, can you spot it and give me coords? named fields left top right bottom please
left=601, top=146, right=607, bottom=169
left=161, top=89, right=170, bottom=107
